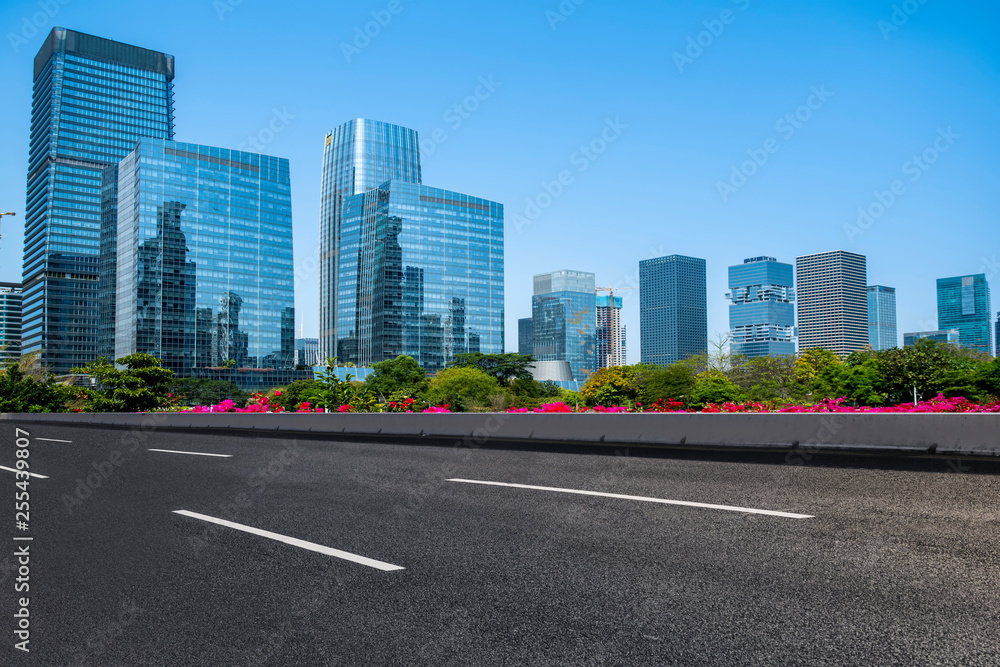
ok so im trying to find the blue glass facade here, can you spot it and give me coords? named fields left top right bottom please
left=727, top=256, right=795, bottom=358
left=113, top=139, right=296, bottom=382
left=937, top=274, right=992, bottom=355
left=532, top=270, right=596, bottom=382
left=335, top=180, right=503, bottom=371
left=867, top=285, right=897, bottom=350
left=23, top=28, right=175, bottom=374
left=903, top=330, right=959, bottom=347
left=518, top=317, right=534, bottom=356
left=0, top=283, right=23, bottom=363
left=319, top=119, right=422, bottom=361
left=640, top=255, right=707, bottom=366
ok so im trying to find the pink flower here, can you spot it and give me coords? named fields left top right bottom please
left=338, top=405, right=352, bottom=413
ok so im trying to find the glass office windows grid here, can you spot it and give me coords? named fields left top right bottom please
left=867, top=285, right=897, bottom=351
left=794, top=251, right=868, bottom=356
left=640, top=255, right=708, bottom=366
left=937, top=274, right=992, bottom=355
left=727, top=257, right=795, bottom=358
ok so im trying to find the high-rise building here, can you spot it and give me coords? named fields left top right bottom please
left=295, top=338, right=320, bottom=367
left=726, top=256, right=795, bottom=358
left=532, top=270, right=596, bottom=381
left=335, top=180, right=503, bottom=371
left=518, top=317, right=534, bottom=356
left=319, top=119, right=422, bottom=361
left=0, top=283, right=23, bottom=363
left=995, top=313, right=999, bottom=357
left=867, top=285, right=897, bottom=350
left=795, top=251, right=868, bottom=356
left=903, top=330, right=959, bottom=347
left=113, top=139, right=295, bottom=382
left=596, top=295, right=626, bottom=368
left=640, top=255, right=707, bottom=366
left=937, top=274, right=992, bottom=355
left=23, top=28, right=175, bottom=374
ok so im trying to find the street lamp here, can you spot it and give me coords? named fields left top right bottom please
left=0, top=210, right=15, bottom=242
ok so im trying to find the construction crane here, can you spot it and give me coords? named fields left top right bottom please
left=0, top=210, right=14, bottom=243
left=594, top=286, right=637, bottom=369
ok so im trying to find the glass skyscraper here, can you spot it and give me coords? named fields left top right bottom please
left=867, top=285, right=897, bottom=350
left=0, top=283, right=23, bottom=363
left=112, top=139, right=295, bottom=381
left=795, top=251, right=868, bottom=356
left=335, top=180, right=503, bottom=371
left=532, top=270, right=596, bottom=382
left=319, top=119, right=422, bottom=361
left=596, top=295, right=626, bottom=368
left=639, top=255, right=707, bottom=366
left=518, top=317, right=534, bottom=356
left=726, top=256, right=795, bottom=358
left=903, top=330, right=959, bottom=347
left=937, top=274, right=992, bottom=355
left=23, top=28, right=175, bottom=374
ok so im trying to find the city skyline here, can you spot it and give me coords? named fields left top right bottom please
left=0, top=2, right=997, bottom=361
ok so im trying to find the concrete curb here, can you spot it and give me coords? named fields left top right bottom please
left=3, top=412, right=999, bottom=457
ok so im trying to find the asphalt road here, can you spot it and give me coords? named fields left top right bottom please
left=2, top=422, right=1000, bottom=666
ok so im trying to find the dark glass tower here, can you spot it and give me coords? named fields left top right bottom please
left=640, top=255, right=708, bottom=366
left=23, top=28, right=175, bottom=374
left=319, top=119, right=422, bottom=361
left=937, top=274, right=992, bottom=355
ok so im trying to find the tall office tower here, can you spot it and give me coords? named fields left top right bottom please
left=295, top=338, right=320, bottom=367
left=532, top=270, right=596, bottom=381
left=937, top=274, right=992, bottom=355
left=996, top=313, right=999, bottom=357
left=726, top=256, right=795, bottom=358
left=319, top=119, right=422, bottom=361
left=114, top=139, right=295, bottom=381
left=518, top=317, right=534, bottom=356
left=23, top=28, right=175, bottom=374
left=0, top=283, right=23, bottom=363
left=639, top=255, right=707, bottom=366
left=596, top=295, right=626, bottom=368
left=794, top=251, right=868, bottom=356
left=336, top=181, right=503, bottom=371
left=867, top=285, right=897, bottom=350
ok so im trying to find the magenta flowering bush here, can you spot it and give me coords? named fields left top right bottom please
left=422, top=405, right=452, bottom=413
left=777, top=394, right=1000, bottom=413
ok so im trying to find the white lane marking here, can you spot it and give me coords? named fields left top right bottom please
left=172, top=510, right=405, bottom=571
left=35, top=438, right=72, bottom=443
left=0, top=466, right=48, bottom=480
left=446, top=479, right=814, bottom=519
left=148, top=449, right=232, bottom=458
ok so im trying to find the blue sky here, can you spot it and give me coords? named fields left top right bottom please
left=0, top=0, right=997, bottom=356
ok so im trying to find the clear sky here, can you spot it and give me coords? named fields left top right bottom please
left=1, top=0, right=997, bottom=357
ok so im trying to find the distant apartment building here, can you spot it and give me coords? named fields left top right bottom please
left=867, top=285, right=897, bottom=350
left=518, top=317, right=533, bottom=356
left=23, top=28, right=176, bottom=374
left=937, top=274, right=992, bottom=355
left=532, top=270, right=596, bottom=382
left=727, top=256, right=795, bottom=358
left=0, top=283, right=22, bottom=363
left=112, top=139, right=296, bottom=382
left=795, top=251, right=868, bottom=356
left=903, top=330, right=960, bottom=347
left=640, top=255, right=707, bottom=366
left=596, top=295, right=626, bottom=368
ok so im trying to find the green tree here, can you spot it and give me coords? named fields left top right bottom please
left=0, top=365, right=68, bottom=413
left=426, top=366, right=499, bottom=411
left=365, top=355, right=428, bottom=398
left=635, top=362, right=697, bottom=406
left=273, top=379, right=319, bottom=411
left=688, top=370, right=744, bottom=408
left=450, top=353, right=535, bottom=386
left=580, top=366, right=640, bottom=406
left=729, top=355, right=798, bottom=401
left=73, top=353, right=175, bottom=412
